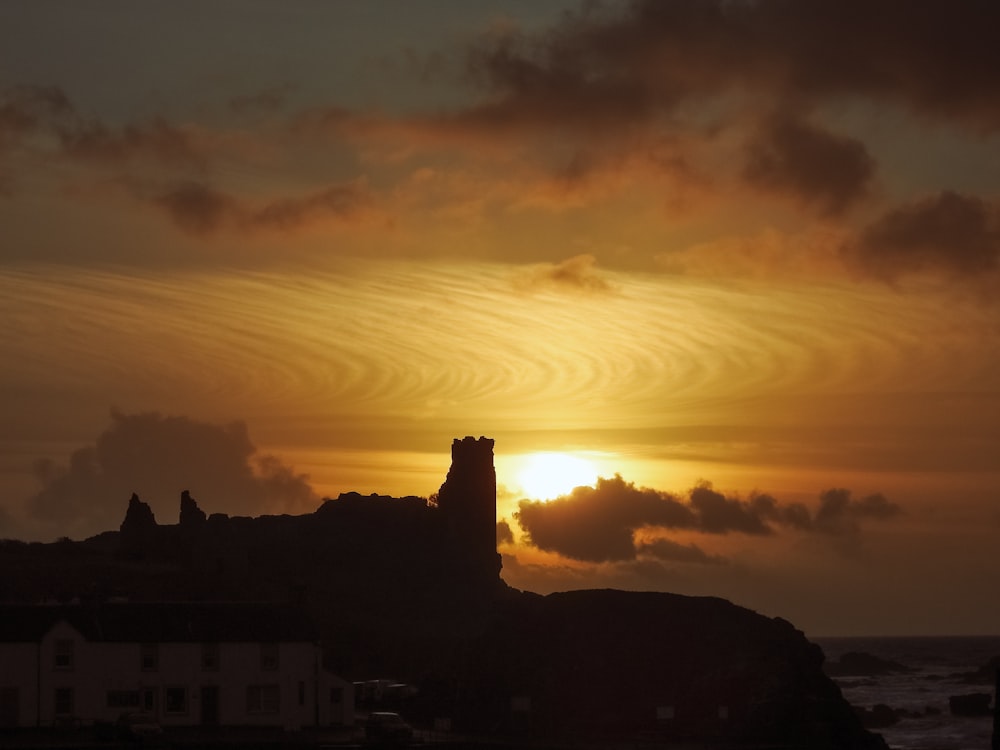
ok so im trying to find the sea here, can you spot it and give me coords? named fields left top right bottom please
left=813, top=636, right=1000, bottom=750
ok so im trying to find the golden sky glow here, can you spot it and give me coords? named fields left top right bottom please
left=2, top=1, right=1000, bottom=635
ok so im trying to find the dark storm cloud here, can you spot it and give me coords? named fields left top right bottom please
left=459, top=21, right=655, bottom=135
left=741, top=113, right=875, bottom=216
left=515, top=476, right=899, bottom=563
left=414, top=0, right=1000, bottom=221
left=846, top=191, right=1000, bottom=279
left=25, top=411, right=316, bottom=540
left=150, top=179, right=372, bottom=236
left=461, top=0, right=1000, bottom=132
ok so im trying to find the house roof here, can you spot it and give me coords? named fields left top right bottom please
left=0, top=602, right=318, bottom=644
left=0, top=605, right=70, bottom=642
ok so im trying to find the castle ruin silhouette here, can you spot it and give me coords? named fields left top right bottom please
left=0, top=436, right=889, bottom=748
left=435, top=436, right=502, bottom=582
left=113, top=435, right=505, bottom=602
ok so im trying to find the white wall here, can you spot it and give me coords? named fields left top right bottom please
left=19, top=621, right=354, bottom=729
left=319, top=669, right=354, bottom=726
left=38, top=621, right=86, bottom=725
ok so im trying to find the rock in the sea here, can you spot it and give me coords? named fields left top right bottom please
left=826, top=651, right=911, bottom=676
left=948, top=692, right=992, bottom=716
left=855, top=703, right=899, bottom=728
left=954, top=655, right=1000, bottom=684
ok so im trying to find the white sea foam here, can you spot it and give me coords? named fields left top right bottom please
left=816, top=636, right=1000, bottom=750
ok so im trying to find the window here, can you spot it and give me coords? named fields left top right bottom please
left=164, top=687, right=187, bottom=715
left=259, top=643, right=278, bottom=671
left=298, top=681, right=305, bottom=707
left=54, top=639, right=74, bottom=670
left=54, top=688, right=73, bottom=717
left=330, top=687, right=343, bottom=705
left=201, top=642, right=220, bottom=671
left=107, top=690, right=140, bottom=709
left=140, top=643, right=159, bottom=672
left=246, top=685, right=280, bottom=714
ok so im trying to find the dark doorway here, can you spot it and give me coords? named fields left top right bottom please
left=141, top=687, right=157, bottom=716
left=200, top=685, right=220, bottom=725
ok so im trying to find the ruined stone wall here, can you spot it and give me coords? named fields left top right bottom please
left=435, top=436, right=501, bottom=581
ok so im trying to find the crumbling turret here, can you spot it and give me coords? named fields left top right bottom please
left=118, top=493, right=159, bottom=559
left=179, top=490, right=207, bottom=527
left=436, top=436, right=501, bottom=582
left=120, top=493, right=157, bottom=534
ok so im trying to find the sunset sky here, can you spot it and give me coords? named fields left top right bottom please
left=2, top=1, right=999, bottom=637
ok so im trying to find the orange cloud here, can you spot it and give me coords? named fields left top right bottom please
left=741, top=112, right=876, bottom=217
left=845, top=191, right=1000, bottom=279
left=512, top=254, right=612, bottom=293
left=152, top=181, right=235, bottom=235
left=150, top=179, right=373, bottom=236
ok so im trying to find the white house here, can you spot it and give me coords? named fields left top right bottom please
left=0, top=602, right=353, bottom=731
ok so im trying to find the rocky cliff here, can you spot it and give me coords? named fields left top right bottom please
left=462, top=589, right=884, bottom=747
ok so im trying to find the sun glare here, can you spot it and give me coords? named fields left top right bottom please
left=516, top=452, right=599, bottom=501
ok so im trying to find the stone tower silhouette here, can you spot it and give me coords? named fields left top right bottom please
left=436, top=436, right=502, bottom=582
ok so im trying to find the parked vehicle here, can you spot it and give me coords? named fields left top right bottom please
left=116, top=711, right=163, bottom=742
left=365, top=711, right=413, bottom=745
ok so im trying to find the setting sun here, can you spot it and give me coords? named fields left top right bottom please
left=516, top=452, right=599, bottom=501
